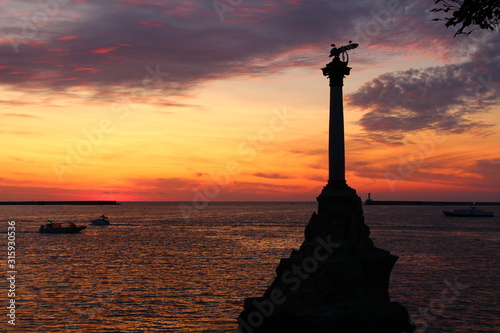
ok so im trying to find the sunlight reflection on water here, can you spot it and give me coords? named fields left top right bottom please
left=0, top=202, right=498, bottom=332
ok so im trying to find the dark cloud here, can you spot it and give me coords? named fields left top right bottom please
left=350, top=34, right=499, bottom=144
left=233, top=181, right=302, bottom=190
left=308, top=163, right=327, bottom=170
left=349, top=153, right=500, bottom=190
left=1, top=0, right=497, bottom=145
left=252, top=172, right=290, bottom=179
left=304, top=175, right=325, bottom=182
left=289, top=148, right=327, bottom=156
left=0, top=0, right=449, bottom=101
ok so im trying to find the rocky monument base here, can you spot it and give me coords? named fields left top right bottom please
left=238, top=43, right=414, bottom=333
left=238, top=183, right=415, bottom=333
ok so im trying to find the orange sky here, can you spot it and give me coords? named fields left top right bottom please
left=0, top=1, right=499, bottom=202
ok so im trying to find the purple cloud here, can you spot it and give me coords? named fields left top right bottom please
left=0, top=0, right=457, bottom=101
left=350, top=34, right=499, bottom=144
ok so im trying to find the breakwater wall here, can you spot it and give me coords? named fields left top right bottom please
left=0, top=201, right=119, bottom=205
left=364, top=200, right=500, bottom=206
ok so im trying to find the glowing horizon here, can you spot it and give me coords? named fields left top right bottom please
left=1, top=1, right=498, bottom=203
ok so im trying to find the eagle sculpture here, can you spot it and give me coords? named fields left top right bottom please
left=329, top=41, right=359, bottom=58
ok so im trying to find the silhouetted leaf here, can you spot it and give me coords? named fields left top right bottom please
left=432, top=0, right=500, bottom=36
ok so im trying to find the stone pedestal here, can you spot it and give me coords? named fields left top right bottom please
left=238, top=182, right=414, bottom=332
left=237, top=46, right=414, bottom=333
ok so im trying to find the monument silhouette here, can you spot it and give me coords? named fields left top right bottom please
left=237, top=43, right=415, bottom=333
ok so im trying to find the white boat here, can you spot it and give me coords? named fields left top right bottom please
left=91, top=215, right=110, bottom=225
left=443, top=207, right=494, bottom=217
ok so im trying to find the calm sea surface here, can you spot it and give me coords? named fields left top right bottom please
left=0, top=202, right=498, bottom=332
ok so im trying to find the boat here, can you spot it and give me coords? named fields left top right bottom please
left=91, top=215, right=110, bottom=225
left=443, top=207, right=494, bottom=217
left=39, top=220, right=86, bottom=233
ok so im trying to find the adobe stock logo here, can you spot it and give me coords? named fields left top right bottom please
left=179, top=106, right=295, bottom=221
left=52, top=120, right=116, bottom=182
left=213, top=0, right=243, bottom=22
left=385, top=131, right=447, bottom=191
left=7, top=0, right=73, bottom=54
left=238, top=234, right=340, bottom=332
left=52, top=64, right=169, bottom=182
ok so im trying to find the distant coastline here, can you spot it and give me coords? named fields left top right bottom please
left=364, top=200, right=500, bottom=206
left=0, top=201, right=119, bottom=205
left=1, top=200, right=498, bottom=206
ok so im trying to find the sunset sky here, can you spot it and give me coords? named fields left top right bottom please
left=1, top=0, right=499, bottom=202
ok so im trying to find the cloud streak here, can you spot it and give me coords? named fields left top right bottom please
left=2, top=113, right=39, bottom=118
left=252, top=172, right=291, bottom=179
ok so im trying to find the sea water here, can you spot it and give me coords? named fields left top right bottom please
left=0, top=202, right=498, bottom=332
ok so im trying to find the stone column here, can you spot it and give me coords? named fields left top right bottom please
left=322, top=56, right=351, bottom=188
left=316, top=57, right=358, bottom=222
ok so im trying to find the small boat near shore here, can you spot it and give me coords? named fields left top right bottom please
left=443, top=207, right=494, bottom=217
left=39, top=221, right=86, bottom=233
left=91, top=214, right=110, bottom=225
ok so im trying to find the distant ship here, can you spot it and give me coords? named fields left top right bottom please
left=443, top=207, right=494, bottom=217
left=364, top=193, right=500, bottom=207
